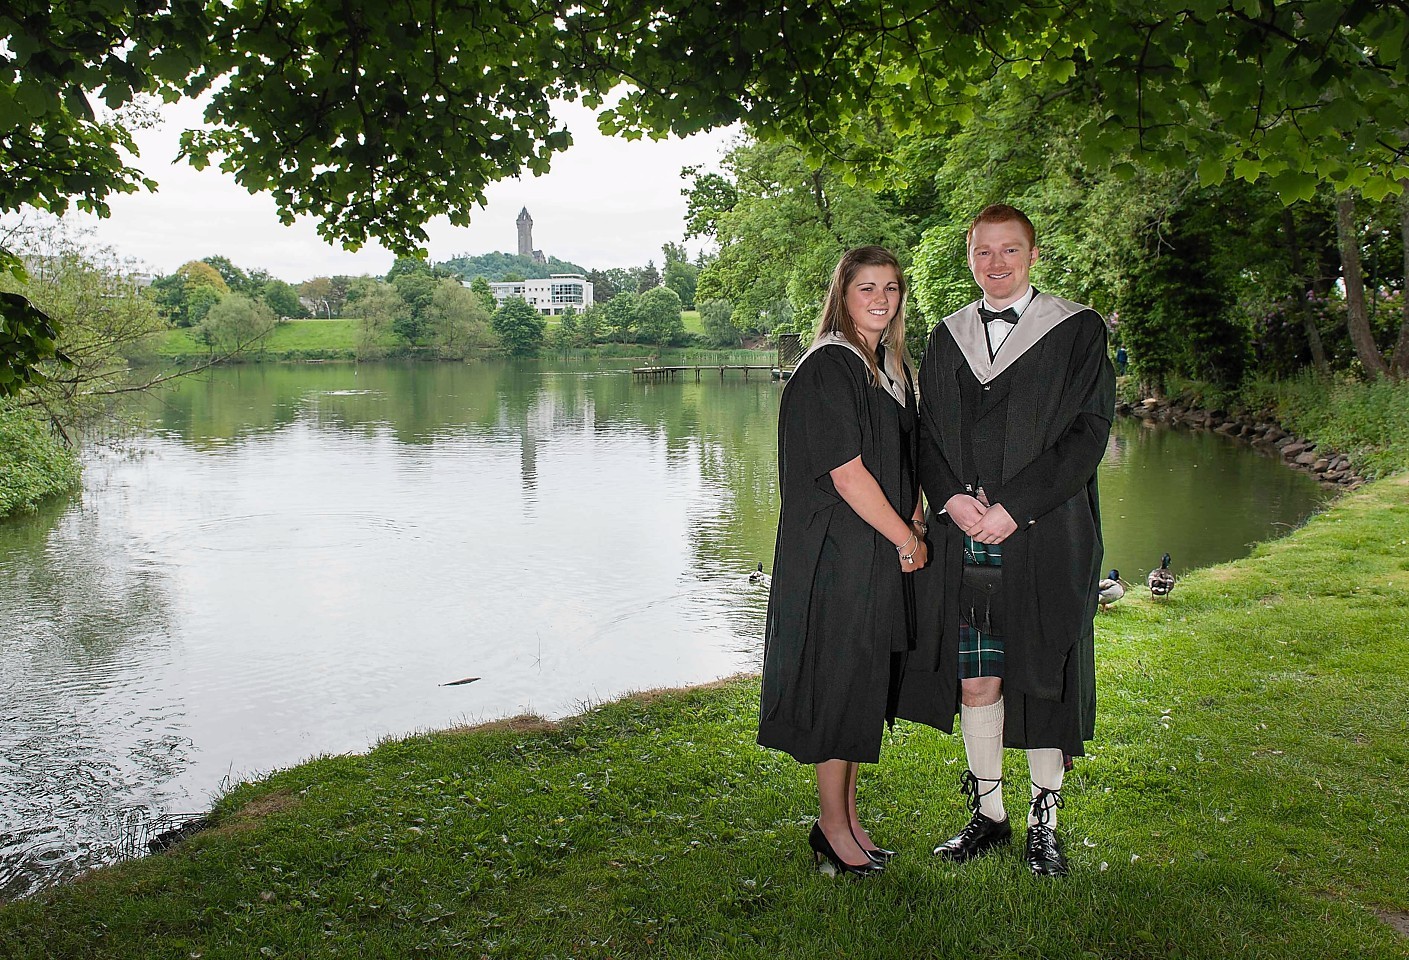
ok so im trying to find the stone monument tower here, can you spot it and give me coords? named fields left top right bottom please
left=517, top=207, right=533, bottom=258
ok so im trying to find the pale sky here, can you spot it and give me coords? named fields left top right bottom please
left=69, top=97, right=739, bottom=283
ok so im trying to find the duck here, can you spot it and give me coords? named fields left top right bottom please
left=749, top=562, right=771, bottom=586
left=1097, top=570, right=1126, bottom=611
left=1147, top=553, right=1176, bottom=599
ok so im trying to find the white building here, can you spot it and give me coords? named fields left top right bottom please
left=485, top=274, right=594, bottom=316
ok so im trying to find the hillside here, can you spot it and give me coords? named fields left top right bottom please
left=442, top=251, right=587, bottom=281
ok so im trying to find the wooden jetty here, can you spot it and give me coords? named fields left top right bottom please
left=631, top=364, right=774, bottom=381
left=630, top=333, right=808, bottom=382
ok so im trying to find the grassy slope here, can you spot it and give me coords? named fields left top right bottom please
left=0, top=477, right=1404, bottom=958
left=153, top=320, right=367, bottom=359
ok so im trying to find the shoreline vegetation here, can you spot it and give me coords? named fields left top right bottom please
left=0, top=357, right=1405, bottom=956
left=0, top=402, right=83, bottom=516
left=0, top=471, right=1404, bottom=956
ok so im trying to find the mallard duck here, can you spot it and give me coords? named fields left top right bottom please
left=1097, top=570, right=1126, bottom=611
left=1147, top=553, right=1176, bottom=599
left=749, top=562, right=771, bottom=586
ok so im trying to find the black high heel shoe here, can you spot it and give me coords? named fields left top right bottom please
left=809, top=822, right=884, bottom=877
left=849, top=825, right=896, bottom=864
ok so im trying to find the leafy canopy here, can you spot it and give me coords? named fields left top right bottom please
left=5, top=1, right=1407, bottom=386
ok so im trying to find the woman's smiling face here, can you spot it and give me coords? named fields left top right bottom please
left=846, top=265, right=901, bottom=347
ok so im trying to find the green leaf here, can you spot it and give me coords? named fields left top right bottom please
left=1269, top=170, right=1319, bottom=204
left=1197, top=156, right=1227, bottom=186
left=1233, top=157, right=1262, bottom=182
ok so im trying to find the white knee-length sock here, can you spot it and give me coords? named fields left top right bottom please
left=1027, top=748, right=1066, bottom=829
left=960, top=699, right=1006, bottom=823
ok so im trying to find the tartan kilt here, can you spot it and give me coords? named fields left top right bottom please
left=960, top=535, right=1005, bottom=679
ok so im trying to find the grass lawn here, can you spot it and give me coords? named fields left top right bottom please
left=1, top=474, right=1405, bottom=958
left=153, top=320, right=370, bottom=360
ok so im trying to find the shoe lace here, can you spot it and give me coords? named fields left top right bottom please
left=958, top=769, right=1003, bottom=817
left=1029, top=785, right=1064, bottom=827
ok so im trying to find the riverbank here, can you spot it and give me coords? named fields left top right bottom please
left=1, top=468, right=1405, bottom=957
left=1121, top=373, right=1409, bottom=491
left=0, top=404, right=81, bottom=516
left=151, top=317, right=770, bottom=364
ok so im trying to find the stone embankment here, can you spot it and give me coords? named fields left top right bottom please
left=1117, top=396, right=1368, bottom=490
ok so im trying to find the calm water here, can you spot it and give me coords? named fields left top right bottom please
left=0, top=359, right=1325, bottom=898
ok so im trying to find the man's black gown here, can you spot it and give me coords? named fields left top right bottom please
left=896, top=293, right=1116, bottom=755
left=758, top=343, right=917, bottom=764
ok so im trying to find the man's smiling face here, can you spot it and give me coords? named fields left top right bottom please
left=967, top=220, right=1039, bottom=310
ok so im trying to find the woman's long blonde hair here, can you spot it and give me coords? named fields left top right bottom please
left=812, top=245, right=914, bottom=392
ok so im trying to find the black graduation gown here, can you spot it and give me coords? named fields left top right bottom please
left=896, top=294, right=1115, bottom=755
left=758, top=344, right=918, bottom=764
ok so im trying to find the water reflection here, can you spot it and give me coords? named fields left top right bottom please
left=0, top=360, right=1322, bottom=898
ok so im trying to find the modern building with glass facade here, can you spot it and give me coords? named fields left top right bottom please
left=486, top=274, right=594, bottom=316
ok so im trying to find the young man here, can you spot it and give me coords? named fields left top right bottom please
left=897, top=204, right=1116, bottom=876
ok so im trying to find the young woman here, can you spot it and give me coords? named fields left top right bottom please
left=758, top=246, right=927, bottom=876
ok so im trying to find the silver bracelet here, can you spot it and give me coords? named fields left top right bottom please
left=896, top=530, right=917, bottom=555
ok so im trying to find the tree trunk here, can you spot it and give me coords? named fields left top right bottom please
left=1335, top=192, right=1391, bottom=379
left=1283, top=207, right=1329, bottom=374
left=1392, top=185, right=1409, bottom=378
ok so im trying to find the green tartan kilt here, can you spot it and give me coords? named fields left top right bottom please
left=960, top=535, right=1005, bottom=679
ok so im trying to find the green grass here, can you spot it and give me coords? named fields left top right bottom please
left=1, top=475, right=1406, bottom=958
left=0, top=404, right=81, bottom=517
left=154, top=319, right=370, bottom=361
left=681, top=309, right=702, bottom=334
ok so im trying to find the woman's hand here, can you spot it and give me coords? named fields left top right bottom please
left=899, top=536, right=928, bottom=572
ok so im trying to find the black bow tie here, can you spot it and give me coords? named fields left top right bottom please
left=978, top=305, right=1019, bottom=324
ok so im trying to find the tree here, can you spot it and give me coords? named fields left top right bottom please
left=634, top=261, right=662, bottom=293
left=201, top=255, right=252, bottom=294
left=147, top=272, right=191, bottom=326
left=699, top=298, right=741, bottom=348
left=0, top=220, right=175, bottom=431
left=199, top=293, right=277, bottom=354
left=469, top=277, right=497, bottom=312
left=177, top=260, right=230, bottom=294
left=603, top=292, right=639, bottom=343
left=298, top=277, right=335, bottom=318
left=186, top=284, right=223, bottom=328
left=1337, top=193, right=1394, bottom=379
left=662, top=243, right=699, bottom=309
left=260, top=279, right=306, bottom=319
left=426, top=278, right=493, bottom=357
left=689, top=137, right=912, bottom=336
left=491, top=297, right=546, bottom=357
left=345, top=277, right=405, bottom=357
left=585, top=269, right=619, bottom=302
left=681, top=166, right=738, bottom=239
left=636, top=286, right=685, bottom=346
left=550, top=306, right=579, bottom=353
left=575, top=303, right=605, bottom=347
left=389, top=261, right=438, bottom=344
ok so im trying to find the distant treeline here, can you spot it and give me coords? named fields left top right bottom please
left=441, top=251, right=587, bottom=281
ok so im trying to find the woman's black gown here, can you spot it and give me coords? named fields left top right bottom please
left=757, top=344, right=917, bottom=764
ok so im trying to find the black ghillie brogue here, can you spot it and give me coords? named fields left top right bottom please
left=1024, top=785, right=1068, bottom=877
left=932, top=770, right=1011, bottom=862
